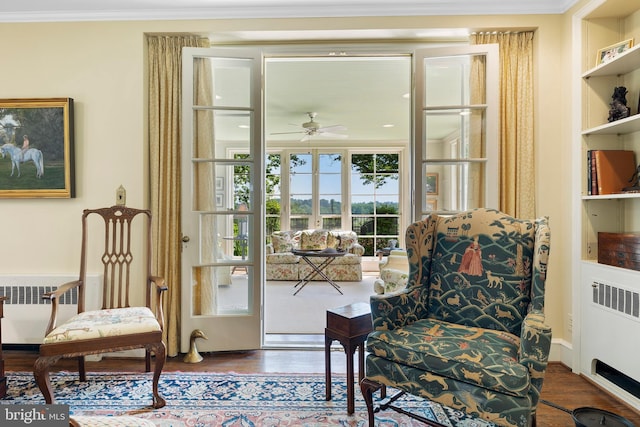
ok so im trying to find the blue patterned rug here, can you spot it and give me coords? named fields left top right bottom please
left=0, top=371, right=494, bottom=426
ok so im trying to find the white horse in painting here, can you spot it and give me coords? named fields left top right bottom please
left=0, top=143, right=44, bottom=178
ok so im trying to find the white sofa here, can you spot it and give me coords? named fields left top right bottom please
left=266, top=229, right=365, bottom=281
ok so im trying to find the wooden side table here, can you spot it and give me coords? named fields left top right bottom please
left=325, top=302, right=372, bottom=414
left=0, top=296, right=7, bottom=399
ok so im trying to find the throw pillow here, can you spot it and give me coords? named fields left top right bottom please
left=271, top=231, right=296, bottom=253
left=300, top=229, right=329, bottom=250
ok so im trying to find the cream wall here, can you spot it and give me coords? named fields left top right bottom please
left=0, top=13, right=571, bottom=359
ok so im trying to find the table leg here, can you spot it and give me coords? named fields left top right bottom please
left=294, top=256, right=342, bottom=295
left=358, top=341, right=365, bottom=384
left=344, top=340, right=357, bottom=414
left=325, top=334, right=333, bottom=401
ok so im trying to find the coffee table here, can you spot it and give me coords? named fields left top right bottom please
left=292, top=249, right=345, bottom=296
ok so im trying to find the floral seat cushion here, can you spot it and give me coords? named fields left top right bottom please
left=43, top=307, right=160, bottom=344
left=366, top=317, right=529, bottom=397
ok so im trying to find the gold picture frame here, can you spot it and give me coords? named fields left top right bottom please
left=0, top=98, right=75, bottom=198
left=596, top=39, right=634, bottom=65
left=426, top=172, right=439, bottom=195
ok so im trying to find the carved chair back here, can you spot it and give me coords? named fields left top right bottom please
left=79, top=206, right=154, bottom=313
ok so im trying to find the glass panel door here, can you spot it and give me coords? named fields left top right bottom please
left=180, top=47, right=263, bottom=352
left=414, top=45, right=499, bottom=218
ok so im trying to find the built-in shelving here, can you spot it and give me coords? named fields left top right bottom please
left=575, top=0, right=640, bottom=410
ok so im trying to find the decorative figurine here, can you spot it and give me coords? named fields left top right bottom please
left=608, top=86, right=631, bottom=122
left=623, top=165, right=640, bottom=193
left=183, top=329, right=208, bottom=363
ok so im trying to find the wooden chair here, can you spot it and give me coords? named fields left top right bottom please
left=34, top=206, right=168, bottom=409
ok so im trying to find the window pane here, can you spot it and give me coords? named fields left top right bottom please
left=375, top=153, right=399, bottom=172
left=351, top=196, right=374, bottom=214
left=423, top=162, right=485, bottom=212
left=423, top=108, right=485, bottom=160
left=322, top=217, right=342, bottom=230
left=265, top=153, right=282, bottom=237
left=423, top=54, right=487, bottom=106
left=290, top=218, right=309, bottom=231
left=194, top=57, right=251, bottom=108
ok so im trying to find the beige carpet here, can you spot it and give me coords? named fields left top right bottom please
left=265, top=275, right=376, bottom=334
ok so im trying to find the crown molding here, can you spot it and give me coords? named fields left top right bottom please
left=0, top=0, right=581, bottom=23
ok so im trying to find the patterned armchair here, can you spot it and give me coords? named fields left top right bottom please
left=360, top=208, right=551, bottom=427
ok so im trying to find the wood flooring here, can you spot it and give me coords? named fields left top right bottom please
left=3, top=348, right=640, bottom=426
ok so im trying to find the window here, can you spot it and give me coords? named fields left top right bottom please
left=351, top=153, right=400, bottom=255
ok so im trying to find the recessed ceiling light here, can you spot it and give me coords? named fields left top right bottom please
left=402, top=93, right=410, bottom=99
left=383, top=124, right=395, bottom=128
left=238, top=124, right=249, bottom=128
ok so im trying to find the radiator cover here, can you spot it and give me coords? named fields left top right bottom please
left=581, top=262, right=640, bottom=408
left=0, top=275, right=101, bottom=344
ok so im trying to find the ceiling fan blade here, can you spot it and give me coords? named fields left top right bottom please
left=318, top=125, right=347, bottom=132
left=317, top=132, right=348, bottom=139
left=270, top=131, right=305, bottom=135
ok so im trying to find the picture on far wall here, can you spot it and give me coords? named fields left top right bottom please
left=426, top=172, right=439, bottom=195
left=0, top=98, right=75, bottom=198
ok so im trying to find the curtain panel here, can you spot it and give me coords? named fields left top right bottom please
left=471, top=32, right=535, bottom=218
left=147, top=34, right=208, bottom=357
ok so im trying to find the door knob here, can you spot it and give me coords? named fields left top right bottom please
left=182, top=235, right=190, bottom=243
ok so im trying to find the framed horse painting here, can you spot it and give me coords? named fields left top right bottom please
left=0, top=98, right=74, bottom=198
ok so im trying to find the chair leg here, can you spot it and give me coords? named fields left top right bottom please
left=34, top=356, right=61, bottom=404
left=360, top=377, right=382, bottom=427
left=78, top=356, right=86, bottom=382
left=145, top=348, right=151, bottom=372
left=149, top=341, right=167, bottom=409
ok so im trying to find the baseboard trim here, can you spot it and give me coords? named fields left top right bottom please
left=549, top=338, right=572, bottom=368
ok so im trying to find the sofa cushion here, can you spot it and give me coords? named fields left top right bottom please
left=300, top=229, right=329, bottom=250
left=330, top=230, right=358, bottom=251
left=271, top=230, right=300, bottom=253
left=366, top=318, right=528, bottom=397
left=265, top=252, right=300, bottom=264
left=306, top=253, right=361, bottom=265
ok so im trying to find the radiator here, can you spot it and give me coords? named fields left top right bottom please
left=580, top=262, right=640, bottom=407
left=0, top=275, right=101, bottom=345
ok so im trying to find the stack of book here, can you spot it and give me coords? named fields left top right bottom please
left=587, top=149, right=637, bottom=195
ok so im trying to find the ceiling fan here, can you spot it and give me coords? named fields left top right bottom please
left=271, top=112, right=348, bottom=141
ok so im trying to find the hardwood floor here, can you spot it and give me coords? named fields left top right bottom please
left=4, top=348, right=640, bottom=426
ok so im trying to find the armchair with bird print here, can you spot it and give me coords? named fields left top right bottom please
left=360, top=208, right=551, bottom=427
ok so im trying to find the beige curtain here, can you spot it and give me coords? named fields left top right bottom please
left=471, top=32, right=535, bottom=218
left=147, top=34, right=208, bottom=357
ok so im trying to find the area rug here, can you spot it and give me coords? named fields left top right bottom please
left=0, top=371, right=495, bottom=426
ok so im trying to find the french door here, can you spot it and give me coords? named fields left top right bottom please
left=180, top=47, right=263, bottom=352
left=180, top=43, right=498, bottom=352
left=414, top=45, right=499, bottom=218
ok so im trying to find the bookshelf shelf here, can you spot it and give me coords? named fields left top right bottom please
left=583, top=114, right=640, bottom=136
left=582, top=43, right=640, bottom=79
left=582, top=192, right=640, bottom=201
